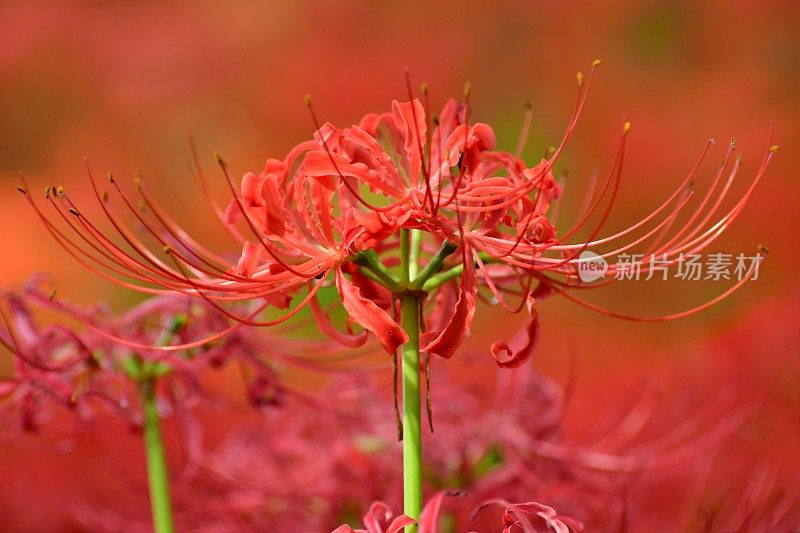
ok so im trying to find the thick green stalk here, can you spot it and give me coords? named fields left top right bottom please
left=399, top=228, right=423, bottom=531
left=140, top=378, right=175, bottom=533
left=401, top=292, right=422, bottom=531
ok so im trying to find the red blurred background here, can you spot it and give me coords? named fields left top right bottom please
left=1, top=1, right=798, bottom=530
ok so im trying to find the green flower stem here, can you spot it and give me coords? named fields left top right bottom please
left=399, top=227, right=422, bottom=531
left=140, top=378, right=174, bottom=533
left=421, top=251, right=496, bottom=292
left=409, top=229, right=422, bottom=279
left=411, top=241, right=458, bottom=289
left=354, top=250, right=403, bottom=292
left=400, top=291, right=422, bottom=531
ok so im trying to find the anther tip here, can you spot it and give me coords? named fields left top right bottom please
left=304, top=93, right=313, bottom=107
left=769, top=145, right=780, bottom=154
left=420, top=82, right=429, bottom=95
left=524, top=101, right=533, bottom=111
left=107, top=172, right=114, bottom=183
left=16, top=185, right=26, bottom=194
left=68, top=207, right=80, bottom=217
left=576, top=72, right=585, bottom=87
left=758, top=245, right=770, bottom=254
left=463, top=81, right=472, bottom=98
left=592, top=59, right=602, bottom=67
left=623, top=121, right=632, bottom=135
left=214, top=150, right=224, bottom=164
left=730, top=138, right=737, bottom=149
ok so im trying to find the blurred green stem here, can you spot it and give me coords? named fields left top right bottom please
left=140, top=378, right=174, bottom=533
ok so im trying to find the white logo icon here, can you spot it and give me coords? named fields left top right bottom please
left=577, top=251, right=608, bottom=283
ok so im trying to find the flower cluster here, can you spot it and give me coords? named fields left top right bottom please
left=0, top=279, right=286, bottom=442
left=69, top=354, right=784, bottom=532
left=17, top=63, right=777, bottom=370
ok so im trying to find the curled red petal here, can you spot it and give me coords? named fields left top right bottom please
left=423, top=254, right=477, bottom=359
left=336, top=268, right=407, bottom=355
left=490, top=308, right=540, bottom=368
left=309, top=292, right=368, bottom=348
left=385, top=516, right=416, bottom=533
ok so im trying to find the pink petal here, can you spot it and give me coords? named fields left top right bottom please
left=385, top=516, right=416, bottom=533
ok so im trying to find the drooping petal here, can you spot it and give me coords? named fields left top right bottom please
left=309, top=293, right=368, bottom=348
left=335, top=268, right=408, bottom=355
left=489, top=307, right=540, bottom=368
left=423, top=251, right=477, bottom=359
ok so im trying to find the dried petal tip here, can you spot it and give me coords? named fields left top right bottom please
left=623, top=121, right=632, bottom=135
left=769, top=145, right=780, bottom=153
left=576, top=72, right=585, bottom=86
left=16, top=185, right=26, bottom=194
left=592, top=58, right=602, bottom=67
left=304, top=93, right=312, bottom=107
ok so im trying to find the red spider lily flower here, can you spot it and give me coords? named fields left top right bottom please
left=331, top=501, right=416, bottom=533
left=332, top=492, right=583, bottom=533
left=17, top=62, right=777, bottom=369
left=474, top=499, right=583, bottom=533
left=0, top=279, right=289, bottom=444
